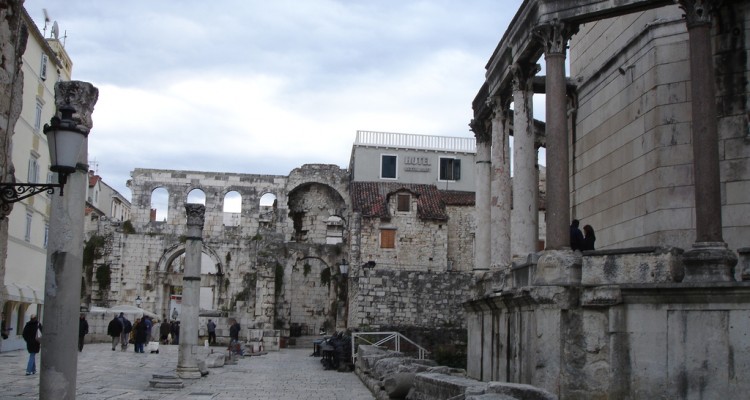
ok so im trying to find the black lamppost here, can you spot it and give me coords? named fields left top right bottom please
left=135, top=295, right=142, bottom=308
left=0, top=103, right=87, bottom=217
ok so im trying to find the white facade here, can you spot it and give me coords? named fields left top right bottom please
left=1, top=9, right=73, bottom=351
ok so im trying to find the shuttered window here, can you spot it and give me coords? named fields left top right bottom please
left=380, top=229, right=395, bottom=249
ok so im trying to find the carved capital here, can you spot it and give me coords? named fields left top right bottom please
left=185, top=203, right=206, bottom=228
left=534, top=20, right=578, bottom=56
left=676, top=0, right=720, bottom=28
left=469, top=118, right=490, bottom=143
left=54, top=81, right=99, bottom=131
left=509, top=63, right=540, bottom=92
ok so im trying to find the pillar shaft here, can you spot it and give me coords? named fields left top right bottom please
left=511, top=64, right=539, bottom=258
left=473, top=123, right=492, bottom=271
left=40, top=81, right=98, bottom=400
left=177, top=204, right=205, bottom=379
left=681, top=0, right=723, bottom=243
left=490, top=103, right=511, bottom=268
left=536, top=22, right=573, bottom=250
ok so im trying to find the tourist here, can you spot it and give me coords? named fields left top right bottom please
left=120, top=313, right=132, bottom=351
left=78, top=313, right=89, bottom=352
left=107, top=314, right=123, bottom=351
left=207, top=319, right=217, bottom=345
left=160, top=319, right=171, bottom=344
left=228, top=319, right=241, bottom=355
left=570, top=219, right=584, bottom=251
left=21, top=315, right=41, bottom=375
left=133, top=318, right=148, bottom=353
left=171, top=321, right=180, bottom=344
left=143, top=316, right=153, bottom=341
left=582, top=225, right=596, bottom=251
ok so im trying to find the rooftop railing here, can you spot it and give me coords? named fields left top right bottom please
left=355, top=130, right=476, bottom=153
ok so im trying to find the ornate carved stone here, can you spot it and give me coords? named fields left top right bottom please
left=677, top=0, right=720, bottom=28
left=185, top=204, right=206, bottom=228
left=54, top=81, right=99, bottom=131
left=534, top=20, right=578, bottom=56
left=509, top=63, right=540, bottom=92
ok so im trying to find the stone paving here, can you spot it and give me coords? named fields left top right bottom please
left=0, top=342, right=374, bottom=400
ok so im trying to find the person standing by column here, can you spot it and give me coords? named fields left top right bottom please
left=22, top=315, right=42, bottom=375
left=78, top=314, right=89, bottom=352
left=207, top=319, right=216, bottom=345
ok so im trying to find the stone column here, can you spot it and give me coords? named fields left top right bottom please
left=535, top=21, right=575, bottom=250
left=471, top=118, right=492, bottom=271
left=40, top=81, right=98, bottom=400
left=489, top=98, right=511, bottom=268
left=176, top=204, right=205, bottom=379
left=678, top=0, right=737, bottom=281
left=511, top=63, right=539, bottom=259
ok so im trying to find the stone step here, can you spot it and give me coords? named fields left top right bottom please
left=149, top=374, right=184, bottom=389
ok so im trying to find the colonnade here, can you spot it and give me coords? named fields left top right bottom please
left=472, top=0, right=735, bottom=280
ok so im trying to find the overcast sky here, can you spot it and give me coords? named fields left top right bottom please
left=24, top=0, right=527, bottom=201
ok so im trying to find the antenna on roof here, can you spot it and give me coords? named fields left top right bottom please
left=42, top=9, right=50, bottom=37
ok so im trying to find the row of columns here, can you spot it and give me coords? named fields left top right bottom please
left=473, top=0, right=734, bottom=280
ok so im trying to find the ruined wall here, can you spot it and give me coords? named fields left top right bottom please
left=446, top=205, right=475, bottom=272
left=352, top=269, right=473, bottom=329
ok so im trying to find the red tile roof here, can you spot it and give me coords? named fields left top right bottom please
left=351, top=182, right=475, bottom=221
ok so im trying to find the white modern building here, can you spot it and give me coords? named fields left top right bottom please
left=1, top=9, right=72, bottom=351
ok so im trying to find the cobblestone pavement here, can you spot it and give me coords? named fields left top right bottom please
left=0, top=343, right=374, bottom=400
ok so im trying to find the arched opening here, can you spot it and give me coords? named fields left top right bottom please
left=166, top=249, right=221, bottom=312
left=223, top=191, right=242, bottom=227
left=150, top=187, right=169, bottom=222
left=259, top=193, right=277, bottom=225
left=326, top=216, right=345, bottom=244
left=187, top=188, right=206, bottom=205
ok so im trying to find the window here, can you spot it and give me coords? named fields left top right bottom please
left=40, top=54, right=48, bottom=80
left=397, top=194, right=410, bottom=212
left=381, top=155, right=397, bottom=179
left=25, top=212, right=32, bottom=242
left=28, top=155, right=39, bottom=183
left=34, top=101, right=43, bottom=132
left=380, top=229, right=395, bottom=249
left=439, top=157, right=461, bottom=181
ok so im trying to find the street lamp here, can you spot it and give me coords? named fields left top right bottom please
left=0, top=103, right=87, bottom=216
left=339, top=259, right=349, bottom=276
left=135, top=295, right=142, bottom=308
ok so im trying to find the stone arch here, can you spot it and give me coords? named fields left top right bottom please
left=150, top=187, right=169, bottom=222
left=156, top=242, right=223, bottom=275
left=288, top=256, right=335, bottom=335
left=287, top=183, right=347, bottom=244
left=187, top=188, right=206, bottom=205
left=223, top=190, right=242, bottom=227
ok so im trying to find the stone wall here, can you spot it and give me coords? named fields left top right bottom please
left=445, top=205, right=475, bottom=272
left=352, top=269, right=473, bottom=329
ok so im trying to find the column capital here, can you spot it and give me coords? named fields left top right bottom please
left=510, top=62, right=540, bottom=92
left=185, top=204, right=206, bottom=228
left=54, top=81, right=99, bottom=131
left=676, top=0, right=720, bottom=28
left=534, top=20, right=578, bottom=56
left=487, top=96, right=509, bottom=124
left=469, top=118, right=491, bottom=144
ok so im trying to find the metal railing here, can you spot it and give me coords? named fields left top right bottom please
left=355, top=130, right=476, bottom=153
left=351, top=331, right=430, bottom=363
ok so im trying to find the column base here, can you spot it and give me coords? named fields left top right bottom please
left=176, top=366, right=202, bottom=379
left=682, top=242, right=738, bottom=283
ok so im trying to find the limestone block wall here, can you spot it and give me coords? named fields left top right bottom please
left=351, top=269, right=473, bottom=329
left=446, top=205, right=475, bottom=272
left=568, top=4, right=750, bottom=252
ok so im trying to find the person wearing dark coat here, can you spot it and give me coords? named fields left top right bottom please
left=582, top=224, right=596, bottom=251
left=133, top=318, right=148, bottom=353
left=570, top=219, right=584, bottom=251
left=107, top=314, right=123, bottom=351
left=160, top=320, right=171, bottom=344
left=78, top=314, right=89, bottom=352
left=22, top=315, right=41, bottom=375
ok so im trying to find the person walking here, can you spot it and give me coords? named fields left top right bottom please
left=228, top=319, right=241, bottom=355
left=160, top=319, right=171, bottom=344
left=21, top=315, right=41, bottom=375
left=120, top=313, right=132, bottom=351
left=107, top=314, right=123, bottom=351
left=207, top=319, right=217, bottom=345
left=582, top=224, right=596, bottom=251
left=78, top=313, right=89, bottom=352
left=133, top=318, right=148, bottom=353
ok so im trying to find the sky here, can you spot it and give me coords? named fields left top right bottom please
left=24, top=0, right=528, bottom=202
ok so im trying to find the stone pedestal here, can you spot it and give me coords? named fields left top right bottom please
left=682, top=242, right=738, bottom=283
left=533, top=250, right=581, bottom=286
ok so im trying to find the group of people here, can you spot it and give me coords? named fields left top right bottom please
left=570, top=219, right=596, bottom=251
left=106, top=312, right=164, bottom=353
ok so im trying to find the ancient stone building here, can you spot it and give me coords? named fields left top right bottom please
left=466, top=1, right=750, bottom=399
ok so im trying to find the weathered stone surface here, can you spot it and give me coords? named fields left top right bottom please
left=534, top=250, right=581, bottom=286
left=372, top=356, right=436, bottom=379
left=383, top=372, right=416, bottom=399
left=407, top=372, right=487, bottom=400
left=582, top=247, right=683, bottom=285
left=205, top=352, right=225, bottom=368
left=483, top=382, right=557, bottom=399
